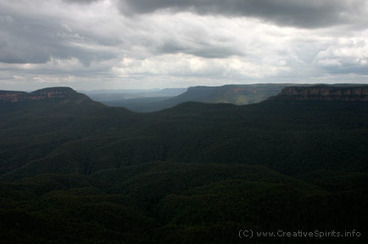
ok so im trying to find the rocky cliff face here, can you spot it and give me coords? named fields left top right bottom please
left=271, top=85, right=368, bottom=102
left=0, top=87, right=87, bottom=103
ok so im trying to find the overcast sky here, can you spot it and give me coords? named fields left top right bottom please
left=1, top=0, right=368, bottom=90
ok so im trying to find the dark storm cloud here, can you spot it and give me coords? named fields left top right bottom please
left=158, top=41, right=242, bottom=59
left=63, top=0, right=100, bottom=4
left=0, top=0, right=367, bottom=90
left=0, top=15, right=67, bottom=64
left=0, top=8, right=115, bottom=65
left=121, top=0, right=365, bottom=28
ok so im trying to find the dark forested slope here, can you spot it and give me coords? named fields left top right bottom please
left=1, top=85, right=367, bottom=243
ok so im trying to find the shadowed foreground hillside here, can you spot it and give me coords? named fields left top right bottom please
left=1, top=86, right=367, bottom=243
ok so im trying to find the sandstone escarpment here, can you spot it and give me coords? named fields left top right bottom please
left=0, top=87, right=87, bottom=103
left=271, top=85, right=368, bottom=102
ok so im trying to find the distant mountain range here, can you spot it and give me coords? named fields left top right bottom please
left=1, top=84, right=368, bottom=243
left=85, top=88, right=187, bottom=104
left=167, top=84, right=287, bottom=104
left=85, top=83, right=368, bottom=112
left=89, top=84, right=290, bottom=112
left=4, top=85, right=368, bottom=105
left=1, top=84, right=368, bottom=177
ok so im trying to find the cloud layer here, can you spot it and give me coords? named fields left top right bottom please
left=121, top=0, right=368, bottom=28
left=0, top=0, right=367, bottom=90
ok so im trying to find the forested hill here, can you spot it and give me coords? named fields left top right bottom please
left=1, top=85, right=367, bottom=243
left=1, top=85, right=368, bottom=177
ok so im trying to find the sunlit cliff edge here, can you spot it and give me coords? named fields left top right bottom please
left=270, top=85, right=368, bottom=102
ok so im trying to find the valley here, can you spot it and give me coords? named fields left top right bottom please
left=0, top=84, right=367, bottom=243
